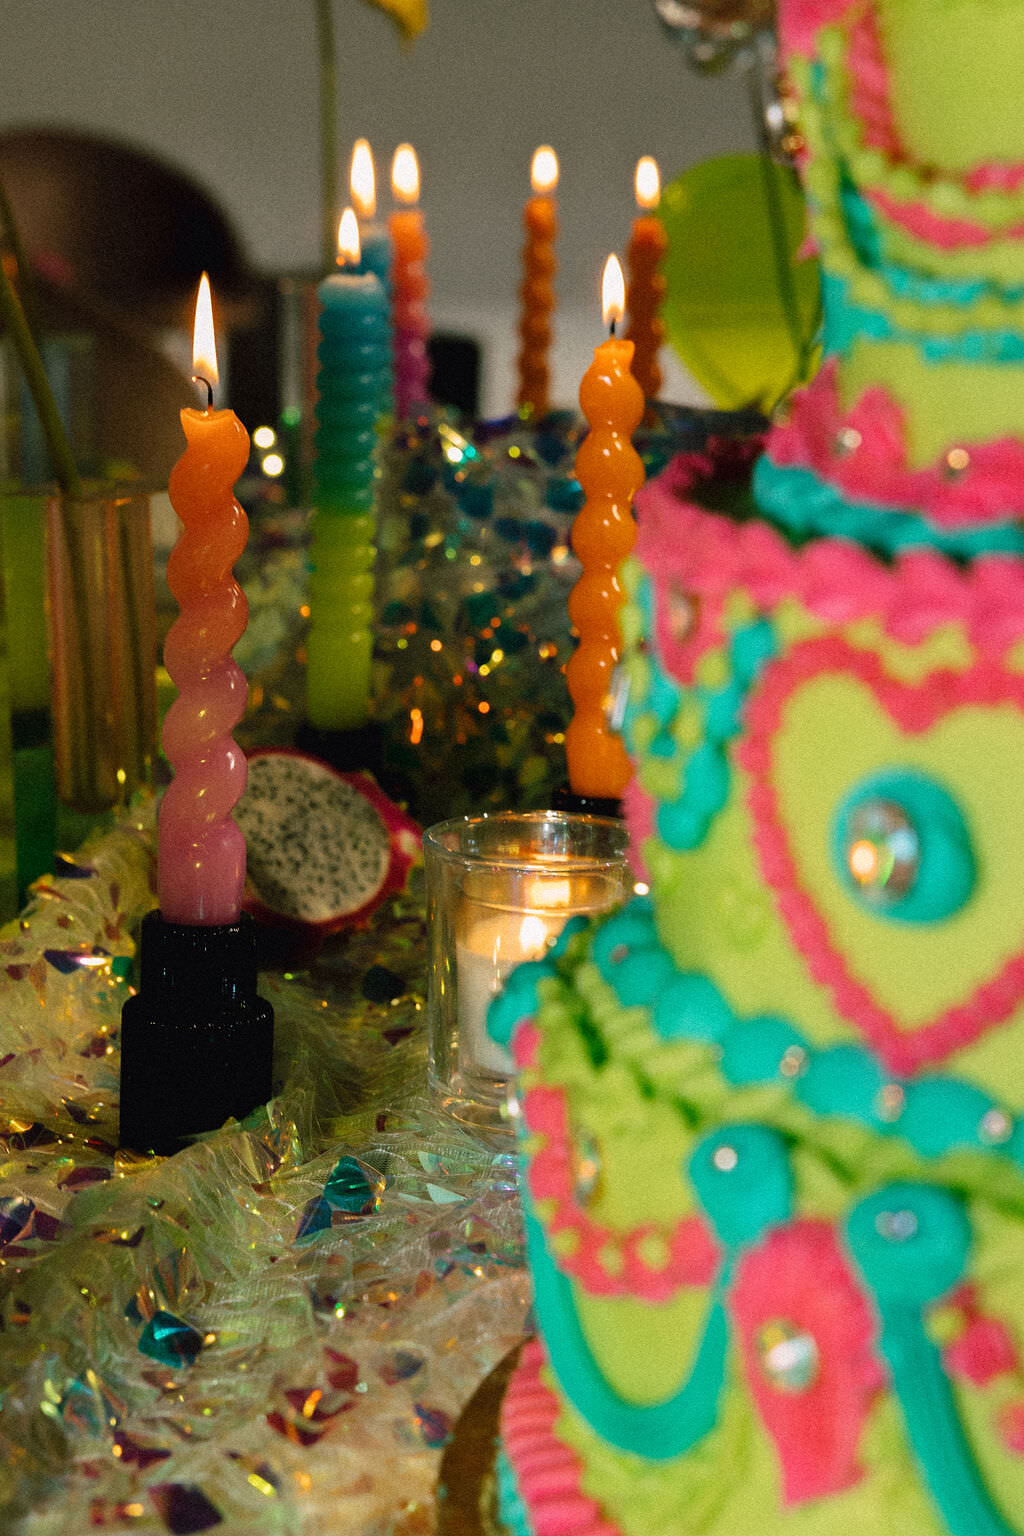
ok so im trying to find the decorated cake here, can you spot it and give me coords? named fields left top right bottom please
left=485, top=0, right=1024, bottom=1532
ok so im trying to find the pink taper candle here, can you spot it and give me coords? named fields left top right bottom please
left=159, top=274, right=251, bottom=924
left=389, top=143, right=431, bottom=420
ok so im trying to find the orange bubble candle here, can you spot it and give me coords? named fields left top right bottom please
left=625, top=156, right=668, bottom=403
left=389, top=144, right=431, bottom=421
left=565, top=255, right=645, bottom=800
left=159, top=274, right=251, bottom=925
left=516, top=146, right=558, bottom=417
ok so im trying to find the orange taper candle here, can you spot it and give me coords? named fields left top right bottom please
left=159, top=274, right=251, bottom=924
left=565, top=255, right=645, bottom=800
left=516, top=145, right=558, bottom=417
left=389, top=143, right=431, bottom=420
left=625, top=156, right=669, bottom=404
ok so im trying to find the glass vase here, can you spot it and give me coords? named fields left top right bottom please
left=47, top=487, right=157, bottom=814
left=1, top=489, right=56, bottom=898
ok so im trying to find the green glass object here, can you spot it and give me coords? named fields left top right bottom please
left=47, top=487, right=157, bottom=814
left=0, top=491, right=56, bottom=899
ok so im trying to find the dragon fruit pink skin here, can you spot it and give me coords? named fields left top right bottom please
left=235, top=749, right=420, bottom=933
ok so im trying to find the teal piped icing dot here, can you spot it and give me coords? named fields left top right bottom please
left=649, top=728, right=677, bottom=759
left=899, top=1079, right=996, bottom=1159
left=719, top=1014, right=806, bottom=1084
left=729, top=619, right=776, bottom=685
left=832, top=771, right=975, bottom=924
left=653, top=973, right=734, bottom=1043
left=549, top=914, right=588, bottom=959
left=685, top=744, right=730, bottom=816
left=646, top=663, right=683, bottom=729
left=608, top=946, right=678, bottom=1009
left=657, top=798, right=705, bottom=850
left=703, top=681, right=744, bottom=743
left=845, top=1182, right=971, bottom=1307
left=487, top=959, right=556, bottom=1047
left=591, top=905, right=658, bottom=974
left=689, top=1124, right=793, bottom=1249
left=798, top=1044, right=886, bottom=1124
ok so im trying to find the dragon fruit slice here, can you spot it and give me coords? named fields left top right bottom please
left=235, top=749, right=420, bottom=932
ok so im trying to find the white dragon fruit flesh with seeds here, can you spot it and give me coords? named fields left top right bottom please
left=235, top=750, right=420, bottom=932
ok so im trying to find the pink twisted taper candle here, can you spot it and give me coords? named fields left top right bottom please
left=158, top=276, right=252, bottom=924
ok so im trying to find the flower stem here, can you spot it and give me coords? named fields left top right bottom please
left=0, top=245, right=82, bottom=497
left=315, top=0, right=339, bottom=276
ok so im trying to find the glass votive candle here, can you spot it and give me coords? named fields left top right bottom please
left=424, top=811, right=630, bottom=1138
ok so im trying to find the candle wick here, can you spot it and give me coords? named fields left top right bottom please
left=191, top=373, right=214, bottom=409
left=609, top=317, right=617, bottom=338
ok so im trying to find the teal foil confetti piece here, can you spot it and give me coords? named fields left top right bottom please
left=323, top=1156, right=378, bottom=1215
left=137, top=1311, right=204, bottom=1368
left=148, top=1482, right=224, bottom=1534
left=414, top=1402, right=453, bottom=1446
left=379, top=1348, right=425, bottom=1385
left=295, top=1196, right=333, bottom=1244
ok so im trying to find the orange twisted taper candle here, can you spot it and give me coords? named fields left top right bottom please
left=516, top=146, right=558, bottom=417
left=565, top=255, right=645, bottom=800
left=625, top=156, right=668, bottom=404
left=159, top=274, right=251, bottom=924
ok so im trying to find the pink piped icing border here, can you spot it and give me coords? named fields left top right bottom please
left=635, top=453, right=1024, bottom=673
left=765, top=359, right=1024, bottom=528
left=865, top=187, right=1024, bottom=252
left=738, top=635, right=1024, bottom=1075
left=845, top=2, right=901, bottom=158
left=501, top=1338, right=620, bottom=1536
left=515, top=1027, right=719, bottom=1302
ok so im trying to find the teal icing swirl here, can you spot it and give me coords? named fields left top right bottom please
left=522, top=1199, right=730, bottom=1461
left=495, top=1448, right=538, bottom=1536
left=846, top=1185, right=1021, bottom=1536
left=623, top=577, right=777, bottom=853
left=820, top=270, right=1024, bottom=365
left=752, top=456, right=1024, bottom=556
left=590, top=899, right=1024, bottom=1170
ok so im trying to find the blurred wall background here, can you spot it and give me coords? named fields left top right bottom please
left=1, top=0, right=755, bottom=414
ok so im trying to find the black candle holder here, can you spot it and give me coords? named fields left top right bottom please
left=552, top=784, right=623, bottom=820
left=119, top=910, right=275, bottom=1156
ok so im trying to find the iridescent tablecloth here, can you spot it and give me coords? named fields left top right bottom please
left=0, top=806, right=530, bottom=1535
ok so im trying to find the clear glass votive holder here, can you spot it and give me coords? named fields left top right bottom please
left=424, top=811, right=630, bottom=1139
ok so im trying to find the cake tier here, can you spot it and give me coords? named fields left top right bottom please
left=776, top=0, right=1024, bottom=497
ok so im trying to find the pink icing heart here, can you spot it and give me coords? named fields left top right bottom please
left=739, top=636, right=1024, bottom=1075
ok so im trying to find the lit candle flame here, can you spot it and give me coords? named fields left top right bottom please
left=519, top=914, right=549, bottom=954
left=602, top=254, right=626, bottom=332
left=530, top=145, right=559, bottom=195
left=350, top=138, right=377, bottom=218
left=634, top=155, right=661, bottom=211
left=192, top=271, right=219, bottom=391
left=336, top=208, right=362, bottom=268
left=391, top=143, right=420, bottom=205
